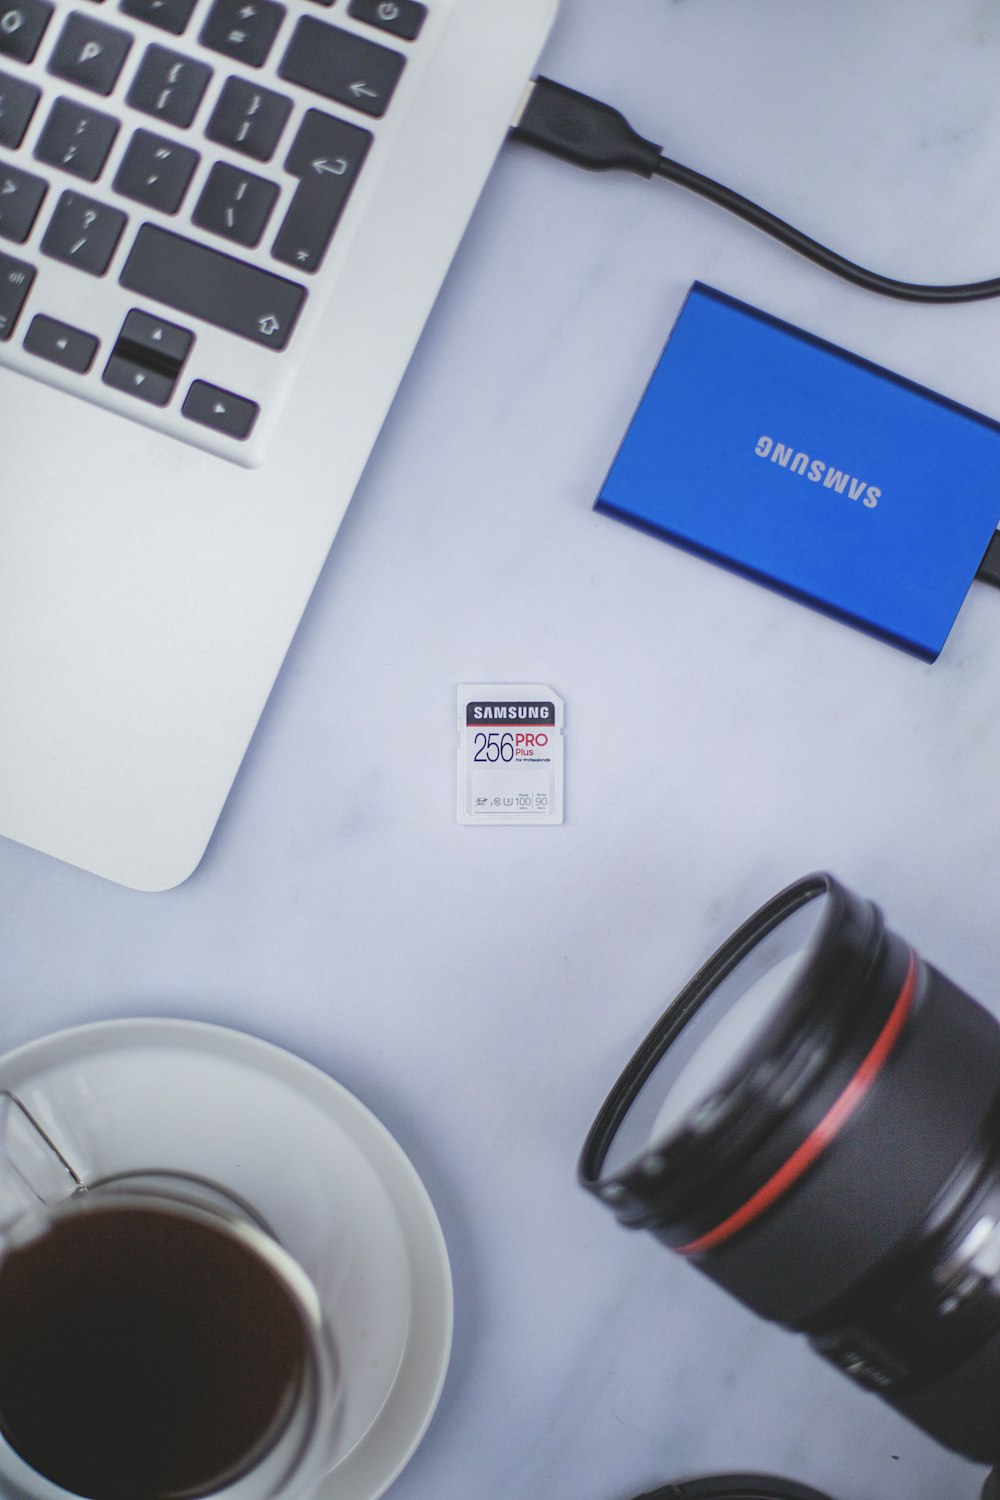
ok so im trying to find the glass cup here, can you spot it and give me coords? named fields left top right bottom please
left=0, top=1092, right=341, bottom=1500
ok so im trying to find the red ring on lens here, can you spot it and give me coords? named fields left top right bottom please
left=675, top=951, right=918, bottom=1256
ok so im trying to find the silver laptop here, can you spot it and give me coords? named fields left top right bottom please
left=0, top=0, right=557, bottom=889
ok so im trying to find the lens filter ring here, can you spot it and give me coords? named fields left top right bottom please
left=580, top=875, right=837, bottom=1206
left=579, top=873, right=916, bottom=1250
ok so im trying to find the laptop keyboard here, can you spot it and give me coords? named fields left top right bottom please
left=0, top=0, right=429, bottom=459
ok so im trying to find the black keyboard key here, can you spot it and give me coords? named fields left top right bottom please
left=35, top=97, right=119, bottom=181
left=0, top=70, right=40, bottom=148
left=0, top=0, right=52, bottom=63
left=114, top=128, right=198, bottom=212
left=183, top=378, right=257, bottom=438
left=41, top=190, right=127, bottom=274
left=120, top=223, right=305, bottom=348
left=23, top=312, right=98, bottom=370
left=284, top=104, right=371, bottom=179
left=192, top=161, right=277, bottom=246
left=272, top=108, right=370, bottom=271
left=0, top=247, right=32, bottom=338
left=200, top=0, right=284, bottom=67
left=271, top=179, right=335, bottom=273
left=103, top=350, right=175, bottom=401
left=278, top=17, right=403, bottom=117
left=347, top=0, right=424, bottom=41
left=119, top=0, right=197, bottom=34
left=117, top=306, right=192, bottom=364
left=205, top=76, right=290, bottom=161
left=0, top=160, right=46, bottom=242
left=48, top=13, right=132, bottom=94
left=127, top=44, right=211, bottom=127
left=102, top=305, right=191, bottom=402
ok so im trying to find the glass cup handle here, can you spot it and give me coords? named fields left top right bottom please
left=0, top=1092, right=82, bottom=1235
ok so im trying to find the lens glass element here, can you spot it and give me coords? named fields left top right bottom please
left=601, top=892, right=829, bottom=1178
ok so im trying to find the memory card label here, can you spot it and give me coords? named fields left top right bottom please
left=457, top=683, right=564, bottom=825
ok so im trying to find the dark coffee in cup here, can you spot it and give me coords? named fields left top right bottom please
left=0, top=1202, right=311, bottom=1500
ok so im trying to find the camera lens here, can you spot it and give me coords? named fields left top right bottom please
left=580, top=874, right=1000, bottom=1463
left=600, top=889, right=832, bottom=1179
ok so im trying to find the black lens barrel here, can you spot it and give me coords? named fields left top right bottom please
left=581, top=874, right=1000, bottom=1462
left=580, top=877, right=880, bottom=1238
left=700, top=952, right=1000, bottom=1329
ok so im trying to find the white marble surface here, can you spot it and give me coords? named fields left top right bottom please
left=4, top=2, right=1000, bottom=1497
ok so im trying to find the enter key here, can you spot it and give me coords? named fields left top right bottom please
left=271, top=107, right=372, bottom=273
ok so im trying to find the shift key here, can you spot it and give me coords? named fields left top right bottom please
left=119, top=224, right=305, bottom=349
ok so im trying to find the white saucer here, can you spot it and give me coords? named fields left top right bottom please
left=0, top=1018, right=453, bottom=1500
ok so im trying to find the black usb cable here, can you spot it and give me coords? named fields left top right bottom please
left=509, top=78, right=1000, bottom=305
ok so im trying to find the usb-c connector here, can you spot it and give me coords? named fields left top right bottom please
left=510, top=76, right=662, bottom=177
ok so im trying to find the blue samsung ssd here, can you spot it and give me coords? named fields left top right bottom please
left=596, top=283, right=1000, bottom=659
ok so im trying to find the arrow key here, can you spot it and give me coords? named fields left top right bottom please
left=23, top=312, right=98, bottom=371
left=103, top=351, right=176, bottom=404
left=102, top=306, right=193, bottom=404
left=182, top=378, right=258, bottom=439
left=117, top=307, right=193, bottom=367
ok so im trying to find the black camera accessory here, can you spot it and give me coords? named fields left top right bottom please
left=630, top=1479, right=833, bottom=1500
left=580, top=874, right=1000, bottom=1463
